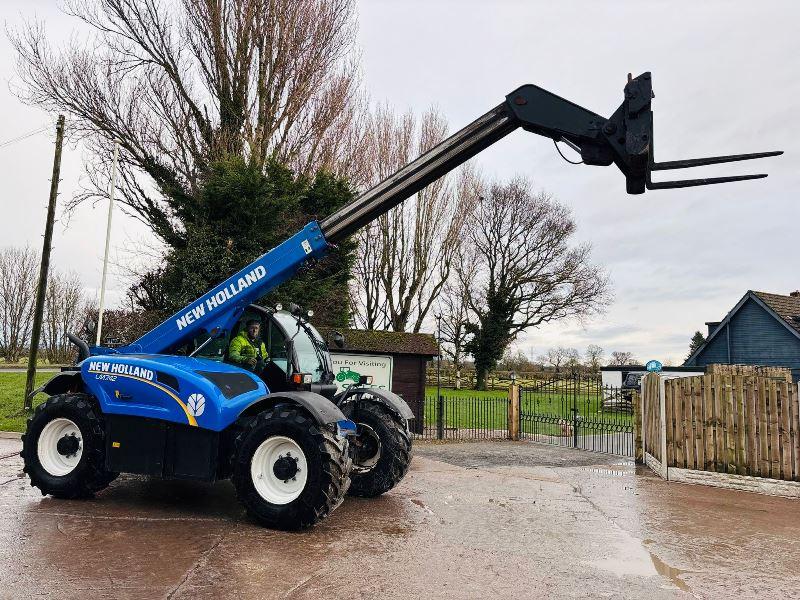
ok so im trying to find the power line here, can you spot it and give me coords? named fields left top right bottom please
left=0, top=125, right=50, bottom=150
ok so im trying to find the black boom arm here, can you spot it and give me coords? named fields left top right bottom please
left=320, top=72, right=781, bottom=243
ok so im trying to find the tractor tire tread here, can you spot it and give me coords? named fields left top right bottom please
left=21, top=393, right=117, bottom=499
left=345, top=401, right=412, bottom=498
left=231, top=406, right=350, bottom=529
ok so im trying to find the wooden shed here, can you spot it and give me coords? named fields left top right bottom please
left=685, top=290, right=800, bottom=381
left=317, top=327, right=438, bottom=431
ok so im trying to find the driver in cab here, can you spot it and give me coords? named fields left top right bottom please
left=228, top=319, right=268, bottom=373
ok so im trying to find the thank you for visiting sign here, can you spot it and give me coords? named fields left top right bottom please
left=646, top=359, right=663, bottom=373
left=330, top=353, right=393, bottom=392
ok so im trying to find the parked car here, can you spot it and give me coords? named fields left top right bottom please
left=602, top=371, right=645, bottom=412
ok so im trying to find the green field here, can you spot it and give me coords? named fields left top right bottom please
left=421, top=385, right=632, bottom=436
left=0, top=372, right=50, bottom=432
left=424, top=386, right=506, bottom=399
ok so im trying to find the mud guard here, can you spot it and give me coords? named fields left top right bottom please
left=241, top=391, right=347, bottom=426
left=336, top=387, right=415, bottom=422
left=38, top=370, right=83, bottom=397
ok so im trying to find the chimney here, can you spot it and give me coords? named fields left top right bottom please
left=705, top=321, right=721, bottom=337
left=790, top=291, right=800, bottom=298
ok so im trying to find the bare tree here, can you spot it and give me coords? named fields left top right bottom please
left=498, top=348, right=532, bottom=373
left=11, top=0, right=361, bottom=245
left=539, top=347, right=575, bottom=374
left=42, top=271, right=87, bottom=364
left=584, top=344, right=604, bottom=373
left=564, top=347, right=582, bottom=375
left=436, top=252, right=477, bottom=389
left=350, top=219, right=385, bottom=329
left=609, top=351, right=638, bottom=366
left=463, top=177, right=610, bottom=389
left=0, top=247, right=39, bottom=363
left=351, top=104, right=479, bottom=332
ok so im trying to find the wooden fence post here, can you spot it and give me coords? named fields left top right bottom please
left=508, top=384, right=520, bottom=441
left=633, top=389, right=643, bottom=463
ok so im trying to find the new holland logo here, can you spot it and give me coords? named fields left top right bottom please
left=187, top=393, right=206, bottom=417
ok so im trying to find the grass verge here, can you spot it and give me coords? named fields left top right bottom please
left=0, top=372, right=51, bottom=432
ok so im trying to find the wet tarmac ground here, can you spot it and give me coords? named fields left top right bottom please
left=2, top=436, right=800, bottom=599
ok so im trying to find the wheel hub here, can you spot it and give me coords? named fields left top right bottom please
left=37, top=417, right=83, bottom=477
left=250, top=436, right=309, bottom=505
left=272, top=453, right=300, bottom=481
left=56, top=433, right=80, bottom=457
left=352, top=423, right=381, bottom=474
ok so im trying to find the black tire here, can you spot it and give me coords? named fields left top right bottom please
left=231, top=405, right=351, bottom=530
left=21, top=393, right=117, bottom=499
left=343, top=401, right=412, bottom=498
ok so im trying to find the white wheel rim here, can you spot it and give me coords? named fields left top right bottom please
left=250, top=436, right=308, bottom=505
left=37, top=418, right=83, bottom=477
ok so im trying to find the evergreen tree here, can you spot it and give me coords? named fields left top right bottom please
left=133, top=157, right=355, bottom=328
left=687, top=330, right=706, bottom=360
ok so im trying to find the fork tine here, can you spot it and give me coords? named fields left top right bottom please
left=651, top=151, right=783, bottom=171
left=647, top=173, right=768, bottom=190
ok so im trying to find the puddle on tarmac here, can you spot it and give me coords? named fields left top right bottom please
left=590, top=536, right=692, bottom=593
left=648, top=552, right=691, bottom=593
left=581, top=466, right=633, bottom=478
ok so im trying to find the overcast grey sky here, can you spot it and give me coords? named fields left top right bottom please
left=1, top=0, right=797, bottom=365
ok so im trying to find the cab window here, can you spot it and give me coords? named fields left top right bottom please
left=266, top=319, right=289, bottom=373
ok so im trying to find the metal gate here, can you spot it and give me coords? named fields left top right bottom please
left=520, top=375, right=633, bottom=457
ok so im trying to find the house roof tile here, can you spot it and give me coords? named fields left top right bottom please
left=316, top=327, right=438, bottom=357
left=752, top=291, right=800, bottom=335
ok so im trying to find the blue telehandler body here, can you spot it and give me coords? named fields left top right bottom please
left=21, top=73, right=780, bottom=529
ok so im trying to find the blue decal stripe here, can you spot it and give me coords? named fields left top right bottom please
left=87, top=370, right=197, bottom=426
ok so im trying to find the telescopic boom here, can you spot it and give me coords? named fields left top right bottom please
left=116, top=72, right=781, bottom=355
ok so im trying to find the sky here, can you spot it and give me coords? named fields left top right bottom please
left=0, top=0, right=798, bottom=366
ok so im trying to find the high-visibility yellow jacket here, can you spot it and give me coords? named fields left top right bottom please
left=228, top=331, right=268, bottom=367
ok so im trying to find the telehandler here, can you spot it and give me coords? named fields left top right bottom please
left=22, top=72, right=780, bottom=529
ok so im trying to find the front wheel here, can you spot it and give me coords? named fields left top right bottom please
left=231, top=406, right=351, bottom=530
left=21, top=393, right=117, bottom=498
left=343, top=401, right=412, bottom=497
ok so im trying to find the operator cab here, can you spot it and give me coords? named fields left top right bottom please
left=185, top=305, right=338, bottom=399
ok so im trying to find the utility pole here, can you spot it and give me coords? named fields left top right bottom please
left=96, top=141, right=119, bottom=346
left=436, top=314, right=443, bottom=440
left=25, top=115, right=65, bottom=410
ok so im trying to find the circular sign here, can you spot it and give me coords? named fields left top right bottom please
left=645, top=360, right=663, bottom=373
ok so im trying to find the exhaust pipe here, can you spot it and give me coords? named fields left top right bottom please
left=67, top=333, right=90, bottom=362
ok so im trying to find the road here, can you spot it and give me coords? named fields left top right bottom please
left=1, top=437, right=799, bottom=598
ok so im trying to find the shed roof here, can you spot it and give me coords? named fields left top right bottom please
left=316, top=326, right=438, bottom=357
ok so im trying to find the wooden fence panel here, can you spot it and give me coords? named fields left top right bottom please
left=769, top=379, right=781, bottom=479
left=734, top=375, right=746, bottom=475
left=724, top=375, right=736, bottom=474
left=674, top=380, right=685, bottom=468
left=704, top=374, right=714, bottom=470
left=789, top=384, right=800, bottom=481
left=665, top=381, right=674, bottom=466
left=643, top=373, right=661, bottom=461
left=641, top=368, right=800, bottom=482
left=745, top=376, right=757, bottom=476
left=758, top=377, right=769, bottom=477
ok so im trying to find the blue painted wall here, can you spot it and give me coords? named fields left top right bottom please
left=687, top=296, right=800, bottom=380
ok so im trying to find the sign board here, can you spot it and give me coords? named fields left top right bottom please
left=329, top=353, right=393, bottom=393
left=646, top=359, right=663, bottom=373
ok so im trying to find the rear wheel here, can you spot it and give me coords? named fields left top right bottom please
left=21, top=393, right=117, bottom=498
left=343, top=401, right=412, bottom=497
left=231, top=406, right=351, bottom=529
